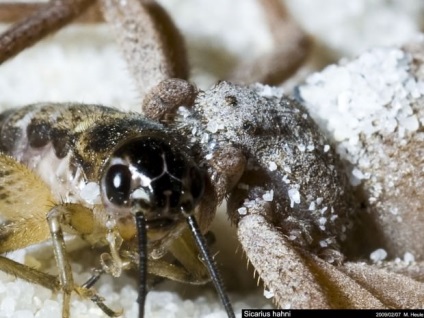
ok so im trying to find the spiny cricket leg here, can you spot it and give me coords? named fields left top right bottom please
left=0, top=155, right=118, bottom=316
left=47, top=206, right=75, bottom=318
left=230, top=0, right=311, bottom=85
left=0, top=222, right=118, bottom=317
left=0, top=0, right=96, bottom=64
left=0, top=256, right=60, bottom=291
left=163, top=228, right=212, bottom=284
left=45, top=203, right=121, bottom=318
left=0, top=232, right=118, bottom=316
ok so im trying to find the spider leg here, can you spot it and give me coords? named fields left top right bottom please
left=142, top=79, right=198, bottom=121
left=0, top=0, right=96, bottom=64
left=237, top=212, right=389, bottom=308
left=206, top=146, right=247, bottom=203
left=100, top=0, right=189, bottom=100
left=228, top=178, right=424, bottom=308
left=0, top=2, right=102, bottom=24
left=340, top=261, right=424, bottom=308
left=227, top=180, right=331, bottom=307
left=229, top=0, right=311, bottom=85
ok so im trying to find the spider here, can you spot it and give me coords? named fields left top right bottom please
left=0, top=0, right=423, bottom=317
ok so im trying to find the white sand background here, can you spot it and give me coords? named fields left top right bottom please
left=0, top=0, right=423, bottom=317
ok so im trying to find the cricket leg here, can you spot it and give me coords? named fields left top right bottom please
left=46, top=205, right=76, bottom=318
left=46, top=203, right=125, bottom=318
left=0, top=255, right=60, bottom=290
left=158, top=228, right=212, bottom=284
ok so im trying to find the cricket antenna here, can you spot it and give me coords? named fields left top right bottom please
left=185, top=214, right=236, bottom=318
left=135, top=211, right=148, bottom=318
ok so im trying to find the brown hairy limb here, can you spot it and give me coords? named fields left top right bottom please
left=142, top=79, right=197, bottom=121
left=0, top=2, right=103, bottom=23
left=230, top=0, right=311, bottom=85
left=0, top=0, right=96, bottom=64
left=100, top=0, right=189, bottom=100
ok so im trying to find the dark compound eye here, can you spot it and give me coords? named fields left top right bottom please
left=104, top=164, right=132, bottom=206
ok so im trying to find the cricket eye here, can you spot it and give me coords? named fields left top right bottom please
left=104, top=164, right=132, bottom=206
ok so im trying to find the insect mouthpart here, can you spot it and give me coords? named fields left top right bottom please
left=144, top=217, right=174, bottom=230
